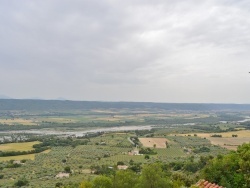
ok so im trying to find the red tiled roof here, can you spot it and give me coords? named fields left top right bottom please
left=196, top=179, right=223, bottom=188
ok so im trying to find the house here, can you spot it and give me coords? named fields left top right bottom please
left=132, top=149, right=139, bottom=155
left=13, top=160, right=21, bottom=164
left=196, top=179, right=223, bottom=188
left=128, top=147, right=141, bottom=155
left=55, top=172, right=70, bottom=178
left=117, top=165, right=128, bottom=170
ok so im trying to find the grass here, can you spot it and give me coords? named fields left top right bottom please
left=0, top=141, right=40, bottom=152
left=0, top=153, right=36, bottom=161
left=0, top=150, right=51, bottom=162
left=0, top=142, right=50, bottom=161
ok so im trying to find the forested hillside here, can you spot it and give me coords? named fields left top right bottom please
left=1, top=99, right=250, bottom=112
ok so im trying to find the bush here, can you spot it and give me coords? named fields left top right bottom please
left=211, top=134, right=222, bottom=137
left=193, top=147, right=210, bottom=153
left=117, top=161, right=124, bottom=165
left=64, top=166, right=71, bottom=173
left=14, top=178, right=29, bottom=187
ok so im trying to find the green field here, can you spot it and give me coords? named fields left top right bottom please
left=0, top=141, right=40, bottom=152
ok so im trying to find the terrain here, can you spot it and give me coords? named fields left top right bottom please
left=0, top=99, right=249, bottom=187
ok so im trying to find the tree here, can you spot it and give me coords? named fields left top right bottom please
left=55, top=182, right=63, bottom=187
left=165, top=141, right=168, bottom=148
left=64, top=166, right=71, bottom=173
left=202, top=152, right=245, bottom=187
left=238, top=143, right=250, bottom=187
left=113, top=170, right=139, bottom=188
left=14, top=177, right=29, bottom=187
left=117, top=161, right=124, bottom=165
left=92, top=176, right=112, bottom=188
left=139, top=163, right=173, bottom=188
left=80, top=180, right=93, bottom=188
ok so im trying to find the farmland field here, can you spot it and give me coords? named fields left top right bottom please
left=139, top=138, right=169, bottom=148
left=0, top=149, right=51, bottom=162
left=0, top=141, right=40, bottom=152
left=0, top=118, right=36, bottom=125
left=184, top=130, right=250, bottom=138
left=178, top=130, right=250, bottom=150
left=207, top=137, right=250, bottom=150
left=0, top=153, right=36, bottom=161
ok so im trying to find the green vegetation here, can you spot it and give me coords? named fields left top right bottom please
left=0, top=131, right=234, bottom=187
left=202, top=143, right=250, bottom=187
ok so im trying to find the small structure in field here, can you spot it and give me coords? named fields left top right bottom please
left=13, top=160, right=21, bottom=164
left=117, top=165, right=128, bottom=170
left=55, top=172, right=70, bottom=178
left=128, top=147, right=140, bottom=155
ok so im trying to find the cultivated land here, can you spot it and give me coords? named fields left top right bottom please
left=139, top=138, right=169, bottom=148
left=0, top=153, right=36, bottom=161
left=184, top=130, right=250, bottom=138
left=0, top=149, right=52, bottom=162
left=179, top=130, right=250, bottom=150
left=208, top=137, right=250, bottom=150
left=0, top=118, right=36, bottom=125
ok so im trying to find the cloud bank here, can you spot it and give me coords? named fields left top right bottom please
left=1, top=0, right=250, bottom=103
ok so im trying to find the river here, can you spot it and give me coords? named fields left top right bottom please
left=0, top=125, right=152, bottom=137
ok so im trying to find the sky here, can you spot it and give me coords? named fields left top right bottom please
left=1, top=0, right=250, bottom=103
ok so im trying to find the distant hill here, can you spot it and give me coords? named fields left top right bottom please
left=0, top=95, right=12, bottom=99
left=0, top=99, right=250, bottom=112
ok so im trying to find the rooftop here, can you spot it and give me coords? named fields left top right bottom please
left=196, top=179, right=223, bottom=188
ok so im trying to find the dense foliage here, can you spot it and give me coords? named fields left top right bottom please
left=56, top=143, right=250, bottom=188
left=202, top=143, right=250, bottom=188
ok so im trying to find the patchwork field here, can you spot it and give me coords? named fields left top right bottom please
left=139, top=138, right=169, bottom=148
left=207, top=137, right=250, bottom=150
left=179, top=130, right=250, bottom=150
left=192, top=130, right=250, bottom=138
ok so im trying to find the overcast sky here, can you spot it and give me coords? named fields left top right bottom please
left=1, top=0, right=250, bottom=103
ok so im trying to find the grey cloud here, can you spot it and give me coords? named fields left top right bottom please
left=0, top=0, right=250, bottom=102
